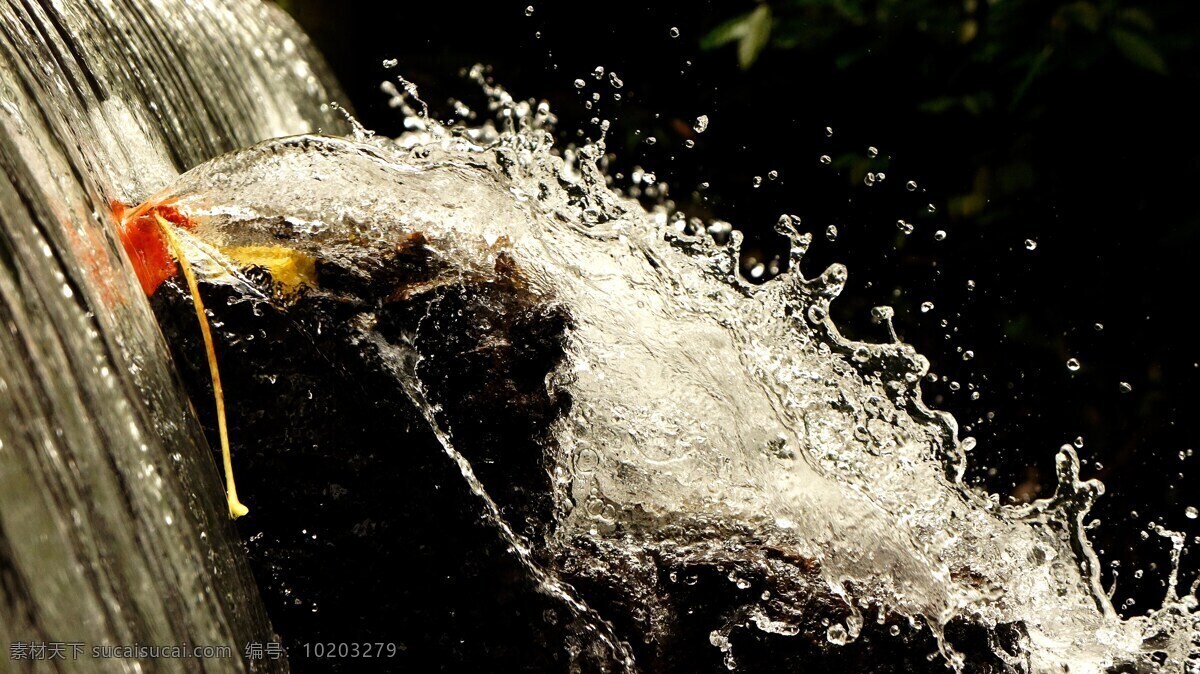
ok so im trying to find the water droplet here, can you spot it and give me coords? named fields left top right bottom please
left=888, top=625, right=901, bottom=637
left=1119, top=381, right=1133, bottom=393
left=592, top=66, right=605, bottom=79
left=920, top=301, right=934, bottom=313
left=934, top=230, right=947, bottom=241
left=525, top=5, right=535, bottom=16
left=381, top=58, right=398, bottom=69
left=825, top=126, right=834, bottom=137
left=819, top=154, right=832, bottom=165
left=1025, top=239, right=1038, bottom=251
left=1094, top=322, right=1104, bottom=332
left=684, top=139, right=695, bottom=148
left=962, top=350, right=974, bottom=361
left=767, top=170, right=779, bottom=181
left=1074, top=436, right=1084, bottom=448
left=669, top=26, right=680, bottom=38
left=896, top=219, right=913, bottom=234
left=573, top=78, right=586, bottom=89
left=826, top=624, right=848, bottom=645
left=609, top=72, right=624, bottom=88
left=693, top=115, right=709, bottom=133
left=864, top=173, right=876, bottom=187
left=906, top=180, right=918, bottom=191
left=927, top=203, right=937, bottom=213
left=1187, top=507, right=1198, bottom=519
left=645, top=136, right=656, bottom=146
left=752, top=176, right=762, bottom=188
left=1066, top=358, right=1081, bottom=372
left=825, top=225, right=838, bottom=241
left=867, top=146, right=879, bottom=158
left=962, top=437, right=977, bottom=451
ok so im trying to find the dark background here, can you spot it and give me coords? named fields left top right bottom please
left=278, top=0, right=1200, bottom=616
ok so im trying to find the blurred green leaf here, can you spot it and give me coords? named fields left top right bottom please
left=1111, top=27, right=1167, bottom=74
left=702, top=5, right=773, bottom=69
left=700, top=10, right=753, bottom=49
left=1118, top=7, right=1156, bottom=32
left=738, top=5, right=774, bottom=69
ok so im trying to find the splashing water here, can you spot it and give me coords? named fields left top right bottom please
left=131, top=68, right=1200, bottom=671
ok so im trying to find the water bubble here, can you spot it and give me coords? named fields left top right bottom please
left=1094, top=322, right=1104, bottom=332
left=906, top=180, right=918, bottom=191
left=1119, top=381, right=1133, bottom=393
left=1187, top=507, right=1198, bottom=520
left=1025, top=239, right=1038, bottom=251
left=864, top=173, right=876, bottom=187
left=707, top=221, right=733, bottom=244
left=609, top=72, right=624, bottom=88
left=896, top=219, right=913, bottom=234
left=888, top=625, right=901, bottom=637
left=826, top=624, right=849, bottom=645
left=693, top=115, right=709, bottom=133
left=669, top=27, right=680, bottom=38
left=645, top=136, right=656, bottom=146
left=684, top=139, right=694, bottom=149
left=927, top=203, right=937, bottom=213
left=767, top=170, right=779, bottom=181
left=525, top=5, right=534, bottom=15
left=573, top=78, right=586, bottom=89
left=819, top=154, right=832, bottom=165
left=752, top=176, right=762, bottom=188
left=1066, top=358, right=1081, bottom=371
left=825, top=126, right=834, bottom=137
left=921, top=301, right=934, bottom=313
left=826, top=225, right=838, bottom=241
left=381, top=58, right=398, bottom=69
left=592, top=66, right=605, bottom=79
left=962, top=437, right=977, bottom=451
left=934, top=230, right=947, bottom=241
left=867, top=146, right=879, bottom=158
left=966, top=279, right=976, bottom=290
left=962, top=350, right=974, bottom=361
left=1074, top=436, right=1085, bottom=448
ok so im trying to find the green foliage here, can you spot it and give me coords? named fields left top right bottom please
left=703, top=0, right=1174, bottom=105
left=701, top=0, right=1188, bottom=219
left=701, top=4, right=774, bottom=69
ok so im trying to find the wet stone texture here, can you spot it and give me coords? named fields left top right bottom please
left=150, top=243, right=1033, bottom=673
left=151, top=250, right=580, bottom=672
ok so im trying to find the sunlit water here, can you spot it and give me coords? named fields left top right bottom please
left=1, top=1, right=1197, bottom=672
left=144, top=69, right=1199, bottom=671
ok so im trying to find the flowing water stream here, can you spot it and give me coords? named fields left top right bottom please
left=0, top=0, right=344, bottom=670
left=1, top=1, right=1198, bottom=673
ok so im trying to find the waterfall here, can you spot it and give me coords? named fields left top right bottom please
left=0, top=1, right=346, bottom=669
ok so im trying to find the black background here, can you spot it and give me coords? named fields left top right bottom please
left=279, top=0, right=1200, bottom=616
